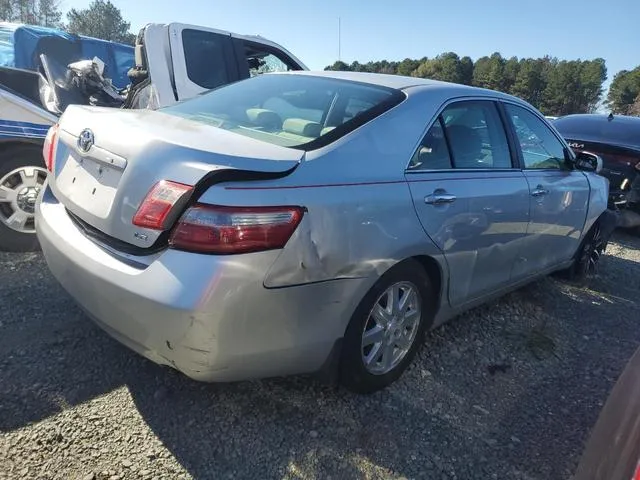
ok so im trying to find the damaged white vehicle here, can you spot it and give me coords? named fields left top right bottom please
left=0, top=22, right=306, bottom=251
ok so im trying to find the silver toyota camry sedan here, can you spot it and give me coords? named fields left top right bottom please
left=35, top=71, right=613, bottom=393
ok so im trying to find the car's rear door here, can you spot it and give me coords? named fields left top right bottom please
left=406, top=99, right=530, bottom=307
left=167, top=23, right=240, bottom=101
left=502, top=102, right=590, bottom=277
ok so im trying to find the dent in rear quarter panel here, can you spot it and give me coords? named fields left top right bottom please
left=196, top=91, right=449, bottom=317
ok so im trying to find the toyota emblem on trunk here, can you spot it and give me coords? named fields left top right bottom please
left=78, top=129, right=95, bottom=153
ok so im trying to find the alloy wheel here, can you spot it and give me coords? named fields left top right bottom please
left=580, top=222, right=605, bottom=276
left=361, top=281, right=422, bottom=375
left=0, top=166, right=48, bottom=234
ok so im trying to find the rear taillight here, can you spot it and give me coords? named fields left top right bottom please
left=169, top=204, right=305, bottom=254
left=43, top=123, right=59, bottom=172
left=132, top=180, right=193, bottom=230
left=632, top=460, right=640, bottom=480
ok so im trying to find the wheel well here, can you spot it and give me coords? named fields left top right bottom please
left=411, top=255, right=443, bottom=309
left=0, top=138, right=44, bottom=149
left=0, top=140, right=46, bottom=167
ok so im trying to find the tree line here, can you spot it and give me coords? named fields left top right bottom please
left=4, top=1, right=640, bottom=115
left=607, top=67, right=640, bottom=116
left=327, top=53, right=640, bottom=117
left=1, top=0, right=135, bottom=44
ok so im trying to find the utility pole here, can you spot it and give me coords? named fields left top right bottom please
left=338, top=17, right=341, bottom=61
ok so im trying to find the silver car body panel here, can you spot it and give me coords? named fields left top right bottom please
left=51, top=105, right=303, bottom=248
left=37, top=186, right=356, bottom=380
left=36, top=72, right=609, bottom=381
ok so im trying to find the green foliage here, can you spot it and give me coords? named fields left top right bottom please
left=0, top=0, right=62, bottom=27
left=325, top=52, right=612, bottom=116
left=473, top=52, right=505, bottom=91
left=65, top=0, right=136, bottom=44
left=606, top=67, right=640, bottom=115
left=630, top=93, right=640, bottom=116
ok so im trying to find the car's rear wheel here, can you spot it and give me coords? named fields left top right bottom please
left=339, top=260, right=435, bottom=394
left=0, top=145, right=47, bottom=252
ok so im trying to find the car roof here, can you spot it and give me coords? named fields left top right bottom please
left=554, top=113, right=640, bottom=149
left=287, top=70, right=452, bottom=89
left=280, top=70, right=524, bottom=103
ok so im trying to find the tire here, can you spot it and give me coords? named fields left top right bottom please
left=339, top=259, right=436, bottom=394
left=0, top=144, right=47, bottom=252
left=566, top=216, right=609, bottom=282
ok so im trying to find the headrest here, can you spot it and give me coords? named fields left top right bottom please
left=446, top=125, right=482, bottom=157
left=282, top=118, right=322, bottom=137
left=246, top=108, right=282, bottom=130
left=134, top=45, right=145, bottom=67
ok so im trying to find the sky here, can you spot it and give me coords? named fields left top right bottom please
left=61, top=0, right=639, bottom=91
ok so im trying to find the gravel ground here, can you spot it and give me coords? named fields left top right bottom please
left=1, top=232, right=639, bottom=480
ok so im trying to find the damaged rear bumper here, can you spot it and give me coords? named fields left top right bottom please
left=35, top=186, right=362, bottom=382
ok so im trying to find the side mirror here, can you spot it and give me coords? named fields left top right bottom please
left=573, top=150, right=603, bottom=174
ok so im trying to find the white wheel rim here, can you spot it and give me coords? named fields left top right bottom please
left=0, top=166, right=47, bottom=233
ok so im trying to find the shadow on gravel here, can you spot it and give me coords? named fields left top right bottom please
left=1, top=231, right=639, bottom=479
left=125, top=236, right=640, bottom=479
left=482, top=241, right=640, bottom=479
left=610, top=230, right=640, bottom=251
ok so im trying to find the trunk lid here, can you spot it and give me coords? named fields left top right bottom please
left=51, top=105, right=303, bottom=249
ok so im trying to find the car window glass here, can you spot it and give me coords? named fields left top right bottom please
left=407, top=119, right=452, bottom=170
left=245, top=44, right=299, bottom=77
left=505, top=104, right=567, bottom=169
left=182, top=29, right=230, bottom=89
left=343, top=97, right=376, bottom=122
left=162, top=74, right=400, bottom=148
left=441, top=101, right=512, bottom=169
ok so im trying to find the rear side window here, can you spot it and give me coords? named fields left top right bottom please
left=407, top=119, right=452, bottom=170
left=442, top=101, right=512, bottom=169
left=408, top=100, right=512, bottom=171
left=182, top=29, right=230, bottom=89
left=162, top=74, right=405, bottom=149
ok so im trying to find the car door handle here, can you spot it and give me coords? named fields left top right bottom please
left=425, top=192, right=457, bottom=205
left=531, top=185, right=549, bottom=197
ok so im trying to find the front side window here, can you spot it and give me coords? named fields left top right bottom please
left=247, top=52, right=291, bottom=76
left=162, top=74, right=403, bottom=149
left=505, top=103, right=567, bottom=169
left=244, top=43, right=301, bottom=77
left=182, top=29, right=230, bottom=89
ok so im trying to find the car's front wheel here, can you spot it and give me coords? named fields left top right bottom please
left=0, top=144, right=47, bottom=252
left=569, top=212, right=616, bottom=281
left=339, top=260, right=435, bottom=394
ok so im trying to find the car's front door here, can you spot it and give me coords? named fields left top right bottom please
left=502, top=103, right=590, bottom=277
left=406, top=99, right=530, bottom=307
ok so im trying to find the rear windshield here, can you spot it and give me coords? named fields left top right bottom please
left=161, top=74, right=404, bottom=149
